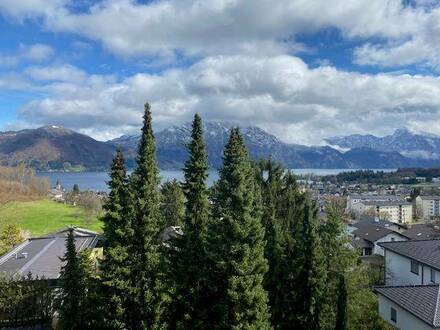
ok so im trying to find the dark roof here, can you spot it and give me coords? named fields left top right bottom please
left=362, top=200, right=411, bottom=206
left=355, top=216, right=408, bottom=230
left=351, top=237, right=373, bottom=249
left=0, top=228, right=99, bottom=279
left=352, top=224, right=407, bottom=243
left=404, top=224, right=440, bottom=240
left=379, top=240, right=440, bottom=270
left=349, top=194, right=404, bottom=201
left=418, top=196, right=440, bottom=201
left=375, top=285, right=440, bottom=328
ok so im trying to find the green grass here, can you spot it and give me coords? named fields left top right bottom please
left=0, top=199, right=102, bottom=237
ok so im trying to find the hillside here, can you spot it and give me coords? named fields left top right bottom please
left=0, top=126, right=116, bottom=171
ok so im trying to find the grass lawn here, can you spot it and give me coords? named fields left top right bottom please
left=0, top=199, right=102, bottom=237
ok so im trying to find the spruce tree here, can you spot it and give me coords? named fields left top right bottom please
left=296, top=198, right=327, bottom=330
left=58, top=228, right=88, bottom=330
left=335, top=275, right=347, bottom=330
left=257, top=159, right=284, bottom=308
left=160, top=179, right=185, bottom=228
left=208, top=127, right=271, bottom=329
left=100, top=149, right=131, bottom=329
left=167, top=114, right=211, bottom=329
left=318, top=200, right=355, bottom=329
left=267, top=171, right=306, bottom=329
left=127, top=103, right=164, bottom=329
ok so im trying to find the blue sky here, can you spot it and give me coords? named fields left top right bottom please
left=1, top=0, right=440, bottom=144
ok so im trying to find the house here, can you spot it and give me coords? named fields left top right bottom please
left=0, top=227, right=100, bottom=281
left=350, top=223, right=408, bottom=257
left=375, top=285, right=440, bottom=330
left=379, top=240, right=440, bottom=286
left=403, top=223, right=440, bottom=240
left=346, top=194, right=413, bottom=223
left=347, top=216, right=407, bottom=234
left=415, top=196, right=440, bottom=221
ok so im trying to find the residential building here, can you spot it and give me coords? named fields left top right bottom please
left=375, top=285, right=440, bottom=330
left=416, top=196, right=440, bottom=221
left=347, top=194, right=413, bottom=223
left=0, top=227, right=100, bottom=281
left=379, top=240, right=440, bottom=286
left=349, top=222, right=408, bottom=256
left=403, top=223, right=440, bottom=240
left=347, top=215, right=407, bottom=234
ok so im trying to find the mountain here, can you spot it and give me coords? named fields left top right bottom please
left=111, top=122, right=351, bottom=169
left=0, top=126, right=116, bottom=171
left=110, top=122, right=430, bottom=170
left=326, top=128, right=440, bottom=160
left=1, top=124, right=437, bottom=171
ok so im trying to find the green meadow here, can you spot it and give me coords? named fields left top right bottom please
left=0, top=199, right=102, bottom=237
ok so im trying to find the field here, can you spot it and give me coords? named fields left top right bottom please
left=0, top=199, right=102, bottom=237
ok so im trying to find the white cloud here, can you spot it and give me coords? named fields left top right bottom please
left=0, top=0, right=434, bottom=64
left=15, top=55, right=440, bottom=144
left=0, top=0, right=67, bottom=20
left=20, top=44, right=55, bottom=61
left=25, top=64, right=87, bottom=83
left=0, top=43, right=54, bottom=67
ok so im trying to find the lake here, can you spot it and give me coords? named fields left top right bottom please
left=37, top=168, right=396, bottom=192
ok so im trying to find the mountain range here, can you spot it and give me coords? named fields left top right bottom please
left=326, top=128, right=440, bottom=160
left=0, top=124, right=439, bottom=171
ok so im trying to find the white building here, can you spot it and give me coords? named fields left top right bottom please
left=379, top=240, right=440, bottom=286
left=347, top=194, right=413, bottom=223
left=415, top=196, right=440, bottom=221
left=349, top=220, right=408, bottom=256
left=376, top=239, right=440, bottom=329
left=375, top=285, right=440, bottom=330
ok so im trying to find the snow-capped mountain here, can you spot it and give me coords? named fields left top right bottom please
left=0, top=123, right=437, bottom=171
left=326, top=128, right=440, bottom=160
left=109, top=122, right=438, bottom=169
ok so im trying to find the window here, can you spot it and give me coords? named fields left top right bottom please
left=364, top=248, right=372, bottom=256
left=391, top=307, right=397, bottom=323
left=411, top=260, right=420, bottom=275
left=432, top=269, right=436, bottom=283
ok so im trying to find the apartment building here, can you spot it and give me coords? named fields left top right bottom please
left=347, top=194, right=413, bottom=223
left=415, top=196, right=440, bottom=221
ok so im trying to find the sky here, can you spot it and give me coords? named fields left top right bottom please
left=1, top=0, right=440, bottom=145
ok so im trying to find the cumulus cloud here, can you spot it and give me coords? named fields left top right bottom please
left=25, top=64, right=87, bottom=83
left=0, top=0, right=434, bottom=63
left=20, top=44, right=55, bottom=61
left=0, top=43, right=54, bottom=67
left=2, top=0, right=440, bottom=143
left=15, top=55, right=440, bottom=144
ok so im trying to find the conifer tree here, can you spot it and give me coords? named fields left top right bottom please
left=127, top=103, right=164, bottom=329
left=208, top=127, right=271, bottom=329
left=167, top=114, right=211, bottom=329
left=160, top=179, right=185, bottom=228
left=296, top=199, right=327, bottom=330
left=58, top=228, right=88, bottom=330
left=335, top=275, right=347, bottom=330
left=100, top=149, right=131, bottom=329
left=257, top=159, right=284, bottom=296
left=267, top=171, right=306, bottom=329
left=318, top=200, right=355, bottom=329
